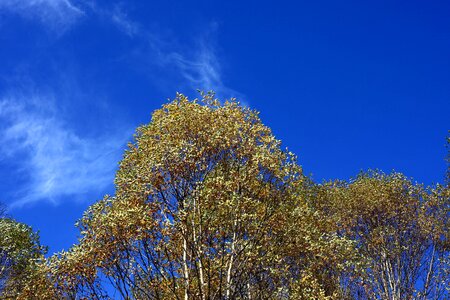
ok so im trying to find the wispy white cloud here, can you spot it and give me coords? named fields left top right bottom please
left=133, top=24, right=243, bottom=100
left=101, top=6, right=240, bottom=98
left=81, top=1, right=139, bottom=37
left=108, top=4, right=139, bottom=37
left=0, top=95, right=128, bottom=208
left=1, top=0, right=237, bottom=99
left=0, top=0, right=84, bottom=31
left=0, top=2, right=241, bottom=206
left=167, top=39, right=242, bottom=99
left=0, top=0, right=139, bottom=36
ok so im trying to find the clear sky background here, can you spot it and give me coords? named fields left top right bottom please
left=0, top=0, right=449, bottom=255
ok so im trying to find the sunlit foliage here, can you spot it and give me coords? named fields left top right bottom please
left=6, top=93, right=449, bottom=299
left=314, top=171, right=449, bottom=299
left=0, top=208, right=46, bottom=298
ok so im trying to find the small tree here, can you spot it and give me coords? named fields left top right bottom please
left=316, top=171, right=449, bottom=299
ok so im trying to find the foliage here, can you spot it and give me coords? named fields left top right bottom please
left=314, top=171, right=449, bottom=299
left=5, top=93, right=449, bottom=299
left=0, top=212, right=47, bottom=298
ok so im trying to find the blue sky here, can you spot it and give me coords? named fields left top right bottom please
left=0, top=0, right=449, bottom=254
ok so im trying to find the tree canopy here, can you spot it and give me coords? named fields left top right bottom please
left=0, top=205, right=46, bottom=299
left=2, top=93, right=448, bottom=299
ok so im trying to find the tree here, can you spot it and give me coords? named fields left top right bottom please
left=23, top=93, right=354, bottom=299
left=0, top=203, right=47, bottom=298
left=314, top=171, right=449, bottom=299
left=16, top=93, right=449, bottom=299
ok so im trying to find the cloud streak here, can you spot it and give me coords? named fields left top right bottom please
left=168, top=40, right=241, bottom=99
left=0, top=1, right=242, bottom=207
left=0, top=0, right=140, bottom=36
left=0, top=95, right=128, bottom=208
left=80, top=1, right=139, bottom=37
left=1, top=0, right=239, bottom=98
left=0, top=0, right=84, bottom=31
left=107, top=4, right=139, bottom=37
left=136, top=24, right=243, bottom=100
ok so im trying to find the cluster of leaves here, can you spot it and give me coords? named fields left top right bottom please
left=1, top=93, right=448, bottom=299
left=312, top=172, right=449, bottom=299
left=0, top=204, right=47, bottom=299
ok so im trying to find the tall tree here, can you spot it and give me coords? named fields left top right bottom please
left=17, top=94, right=449, bottom=300
left=24, top=93, right=353, bottom=299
